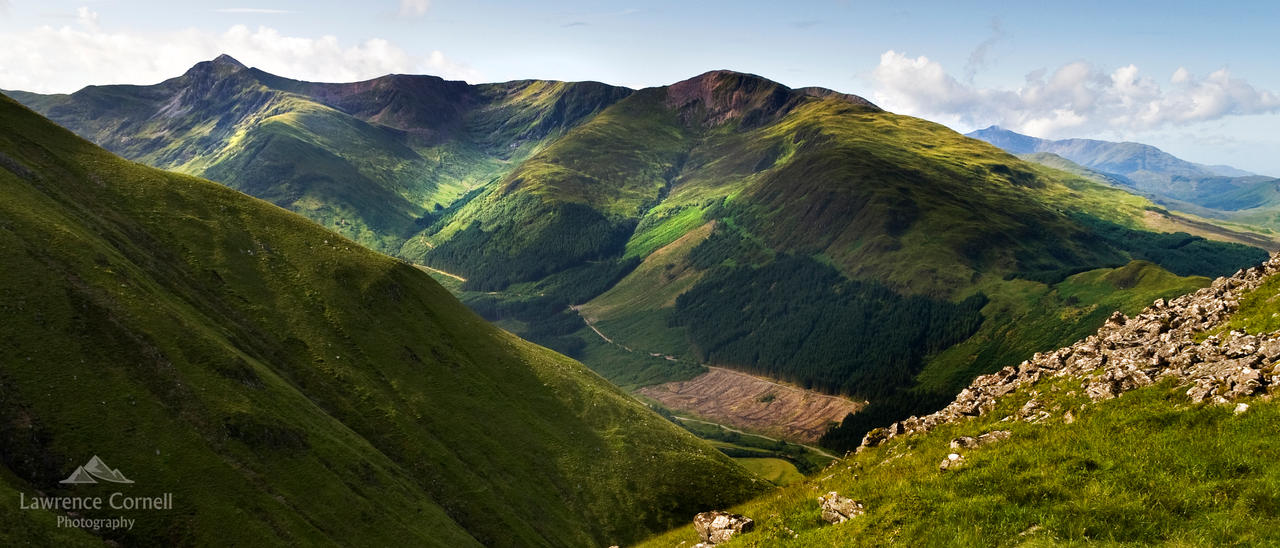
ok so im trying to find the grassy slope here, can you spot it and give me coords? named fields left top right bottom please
left=0, top=95, right=766, bottom=546
left=640, top=377, right=1280, bottom=546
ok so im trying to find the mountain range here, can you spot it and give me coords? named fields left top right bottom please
left=967, top=126, right=1280, bottom=226
left=7, top=57, right=1273, bottom=453
left=0, top=93, right=764, bottom=546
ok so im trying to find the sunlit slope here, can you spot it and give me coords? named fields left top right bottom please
left=0, top=95, right=765, bottom=547
left=11, top=55, right=632, bottom=254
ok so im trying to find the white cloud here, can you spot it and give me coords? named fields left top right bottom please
left=76, top=6, right=100, bottom=30
left=398, top=0, right=430, bottom=17
left=871, top=50, right=1280, bottom=138
left=0, top=21, right=477, bottom=93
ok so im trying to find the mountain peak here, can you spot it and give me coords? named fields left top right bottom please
left=211, top=53, right=246, bottom=69
left=180, top=54, right=248, bottom=80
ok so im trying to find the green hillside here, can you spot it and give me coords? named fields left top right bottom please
left=411, top=71, right=1267, bottom=450
left=0, top=95, right=766, bottom=546
left=10, top=64, right=1271, bottom=453
left=641, top=380, right=1280, bottom=546
left=639, top=262, right=1280, bottom=546
left=13, top=55, right=631, bottom=255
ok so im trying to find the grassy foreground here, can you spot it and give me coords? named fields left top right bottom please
left=641, top=375, right=1280, bottom=546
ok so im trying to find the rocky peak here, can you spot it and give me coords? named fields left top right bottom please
left=665, top=70, right=877, bottom=128
left=181, top=54, right=249, bottom=80
left=664, top=70, right=798, bottom=128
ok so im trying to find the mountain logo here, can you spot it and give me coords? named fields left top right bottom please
left=59, top=456, right=134, bottom=485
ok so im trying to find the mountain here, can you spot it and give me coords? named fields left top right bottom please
left=8, top=61, right=1273, bottom=453
left=640, top=254, right=1280, bottom=546
left=0, top=94, right=766, bottom=546
left=967, top=126, right=1280, bottom=219
left=5, top=54, right=632, bottom=254
left=411, top=69, right=1269, bottom=448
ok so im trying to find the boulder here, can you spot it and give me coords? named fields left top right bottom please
left=817, top=491, right=865, bottom=524
left=693, top=511, right=754, bottom=545
left=939, top=453, right=965, bottom=472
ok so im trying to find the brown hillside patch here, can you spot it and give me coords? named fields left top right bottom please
left=1142, top=210, right=1279, bottom=251
left=638, top=366, right=865, bottom=443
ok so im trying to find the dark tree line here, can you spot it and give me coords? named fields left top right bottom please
left=427, top=197, right=636, bottom=291
left=672, top=254, right=987, bottom=398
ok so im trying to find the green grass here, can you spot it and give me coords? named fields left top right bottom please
left=735, top=458, right=805, bottom=487
left=640, top=375, right=1280, bottom=546
left=0, top=94, right=767, bottom=546
left=1208, top=273, right=1280, bottom=336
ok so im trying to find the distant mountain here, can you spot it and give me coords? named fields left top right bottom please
left=8, top=60, right=1272, bottom=453
left=967, top=126, right=1280, bottom=217
left=0, top=94, right=765, bottom=546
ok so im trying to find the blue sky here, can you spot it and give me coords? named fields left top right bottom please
left=1, top=0, right=1277, bottom=174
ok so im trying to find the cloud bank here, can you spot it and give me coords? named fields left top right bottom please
left=872, top=50, right=1280, bottom=138
left=0, top=8, right=475, bottom=93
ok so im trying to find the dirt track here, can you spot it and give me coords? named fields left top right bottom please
left=638, top=366, right=865, bottom=443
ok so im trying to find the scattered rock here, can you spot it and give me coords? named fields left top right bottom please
left=693, top=511, right=754, bottom=545
left=1235, top=403, right=1250, bottom=415
left=817, top=491, right=865, bottom=524
left=939, top=453, right=965, bottom=472
left=857, top=252, right=1280, bottom=453
left=950, top=430, right=1011, bottom=449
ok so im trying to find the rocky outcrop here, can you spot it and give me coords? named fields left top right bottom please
left=818, top=492, right=865, bottom=524
left=693, top=511, right=754, bottom=545
left=859, top=254, right=1280, bottom=452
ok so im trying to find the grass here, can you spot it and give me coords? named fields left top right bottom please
left=735, top=458, right=805, bottom=487
left=915, top=262, right=1209, bottom=397
left=1207, top=272, right=1280, bottom=336
left=0, top=94, right=768, bottom=546
left=640, top=375, right=1280, bottom=546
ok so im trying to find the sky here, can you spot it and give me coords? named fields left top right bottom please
left=1, top=0, right=1278, bottom=175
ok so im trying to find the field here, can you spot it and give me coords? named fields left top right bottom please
left=638, top=366, right=865, bottom=442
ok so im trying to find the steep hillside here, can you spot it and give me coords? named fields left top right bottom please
left=10, top=64, right=1272, bottom=452
left=641, top=254, right=1280, bottom=546
left=0, top=95, right=766, bottom=546
left=968, top=126, right=1280, bottom=223
left=11, top=55, right=631, bottom=253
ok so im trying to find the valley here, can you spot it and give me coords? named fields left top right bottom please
left=10, top=58, right=1275, bottom=457
left=3, top=2, right=1278, bottom=545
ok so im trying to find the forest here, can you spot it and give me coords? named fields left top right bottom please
left=672, top=254, right=988, bottom=397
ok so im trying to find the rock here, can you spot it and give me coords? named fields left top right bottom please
left=950, top=430, right=1011, bottom=450
left=939, top=453, right=965, bottom=472
left=817, top=491, right=865, bottom=524
left=693, top=511, right=754, bottom=545
left=978, top=430, right=1012, bottom=444
left=850, top=251, right=1280, bottom=454
left=1235, top=403, right=1250, bottom=415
